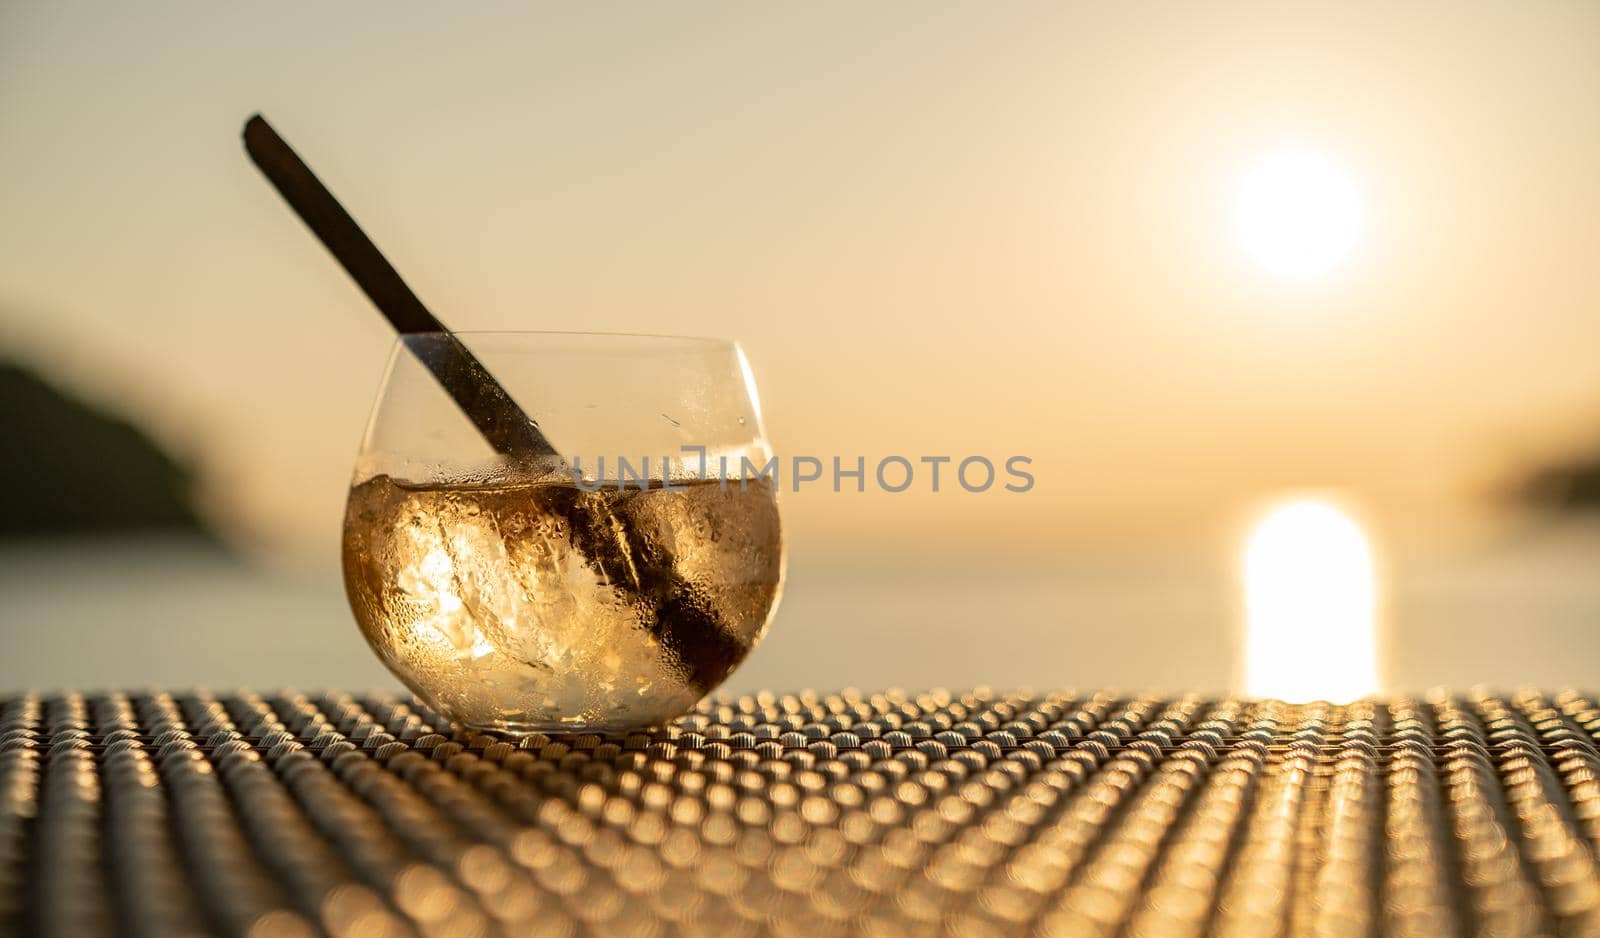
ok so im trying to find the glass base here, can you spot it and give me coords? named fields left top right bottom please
left=462, top=719, right=659, bottom=738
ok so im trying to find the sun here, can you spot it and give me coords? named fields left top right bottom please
left=1236, top=150, right=1362, bottom=279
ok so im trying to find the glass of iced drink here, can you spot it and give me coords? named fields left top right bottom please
left=341, top=332, right=784, bottom=733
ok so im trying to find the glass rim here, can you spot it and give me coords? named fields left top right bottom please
left=398, top=329, right=738, bottom=348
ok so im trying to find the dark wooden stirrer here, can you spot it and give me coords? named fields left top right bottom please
left=242, top=114, right=742, bottom=695
left=243, top=116, right=556, bottom=459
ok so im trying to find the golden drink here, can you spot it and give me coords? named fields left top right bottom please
left=342, top=473, right=782, bottom=732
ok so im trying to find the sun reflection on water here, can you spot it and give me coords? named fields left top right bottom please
left=1242, top=498, right=1380, bottom=702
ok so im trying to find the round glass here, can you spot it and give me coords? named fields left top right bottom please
left=341, top=332, right=785, bottom=733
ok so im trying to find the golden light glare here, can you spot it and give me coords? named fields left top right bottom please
left=1242, top=499, right=1379, bottom=702
left=1236, top=150, right=1362, bottom=279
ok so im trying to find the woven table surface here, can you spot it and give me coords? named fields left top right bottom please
left=3, top=689, right=1599, bottom=938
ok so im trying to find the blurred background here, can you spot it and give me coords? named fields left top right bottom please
left=2, top=2, right=1596, bottom=698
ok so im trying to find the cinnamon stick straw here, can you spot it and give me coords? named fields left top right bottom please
left=242, top=114, right=743, bottom=694
left=242, top=115, right=557, bottom=459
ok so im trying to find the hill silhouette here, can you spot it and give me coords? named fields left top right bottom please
left=1523, top=450, right=1600, bottom=513
left=0, top=362, right=214, bottom=538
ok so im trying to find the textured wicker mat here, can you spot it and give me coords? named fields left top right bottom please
left=3, top=689, right=1600, bottom=937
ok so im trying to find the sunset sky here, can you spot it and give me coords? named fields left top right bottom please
left=4, top=2, right=1599, bottom=562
